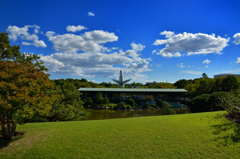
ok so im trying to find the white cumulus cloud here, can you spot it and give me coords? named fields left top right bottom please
left=39, top=43, right=151, bottom=80
left=66, top=25, right=87, bottom=32
left=45, top=30, right=118, bottom=52
left=236, top=57, right=240, bottom=63
left=203, top=59, right=211, bottom=64
left=177, top=63, right=185, bottom=68
left=160, top=31, right=175, bottom=38
left=6, top=25, right=47, bottom=48
left=153, top=31, right=229, bottom=57
left=233, top=33, right=240, bottom=45
left=88, top=12, right=95, bottom=16
left=182, top=70, right=202, bottom=75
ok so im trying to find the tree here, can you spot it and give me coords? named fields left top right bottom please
left=187, top=94, right=212, bottom=113
left=143, top=95, right=154, bottom=105
left=127, top=99, right=135, bottom=107
left=174, top=79, right=188, bottom=88
left=161, top=101, right=176, bottom=115
left=0, top=61, right=56, bottom=139
left=47, top=82, right=89, bottom=121
left=96, top=92, right=103, bottom=105
left=102, top=97, right=109, bottom=106
left=87, top=97, right=93, bottom=107
left=202, top=73, right=208, bottom=78
left=0, top=32, right=48, bottom=72
left=221, top=75, right=238, bottom=92
left=156, top=99, right=163, bottom=108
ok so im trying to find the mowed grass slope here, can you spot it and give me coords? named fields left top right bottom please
left=1, top=111, right=240, bottom=159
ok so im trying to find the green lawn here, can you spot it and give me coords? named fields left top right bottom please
left=1, top=111, right=240, bottom=159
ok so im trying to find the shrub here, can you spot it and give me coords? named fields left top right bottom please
left=82, top=99, right=87, bottom=108
left=117, top=102, right=125, bottom=109
left=143, top=103, right=150, bottom=109
left=187, top=94, right=212, bottom=113
left=162, top=101, right=176, bottom=115
left=123, top=104, right=131, bottom=110
left=87, top=97, right=93, bottom=106
left=127, top=99, right=135, bottom=107
left=103, top=97, right=110, bottom=106
left=151, top=104, right=158, bottom=108
left=108, top=103, right=117, bottom=109
left=156, top=99, right=163, bottom=108
left=209, top=92, right=226, bottom=111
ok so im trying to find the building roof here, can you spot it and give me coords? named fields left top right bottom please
left=214, top=73, right=240, bottom=78
left=78, top=88, right=188, bottom=93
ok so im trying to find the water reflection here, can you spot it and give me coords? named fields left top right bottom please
left=86, top=108, right=191, bottom=120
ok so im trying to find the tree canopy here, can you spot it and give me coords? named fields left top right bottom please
left=0, top=60, right=56, bottom=139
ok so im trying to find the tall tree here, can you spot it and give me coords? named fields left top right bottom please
left=0, top=61, right=57, bottom=139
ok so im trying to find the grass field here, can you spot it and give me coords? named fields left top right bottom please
left=1, top=111, right=240, bottom=159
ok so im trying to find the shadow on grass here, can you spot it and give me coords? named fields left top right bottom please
left=0, top=132, right=24, bottom=149
left=211, top=114, right=240, bottom=146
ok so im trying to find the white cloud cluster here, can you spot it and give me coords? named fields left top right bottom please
left=203, top=59, right=211, bottom=64
left=6, top=25, right=47, bottom=48
left=66, top=25, right=87, bottom=32
left=182, top=70, right=202, bottom=75
left=160, top=31, right=174, bottom=38
left=236, top=57, right=240, bottom=63
left=39, top=42, right=151, bottom=80
left=88, top=12, right=95, bottom=16
left=45, top=30, right=118, bottom=52
left=233, top=33, right=240, bottom=45
left=177, top=63, right=185, bottom=68
left=153, top=31, right=229, bottom=57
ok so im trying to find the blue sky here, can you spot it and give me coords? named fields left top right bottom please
left=1, top=0, right=240, bottom=83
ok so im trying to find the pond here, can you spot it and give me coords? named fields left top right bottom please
left=86, top=108, right=191, bottom=120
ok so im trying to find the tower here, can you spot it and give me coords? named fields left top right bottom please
left=112, top=70, right=131, bottom=87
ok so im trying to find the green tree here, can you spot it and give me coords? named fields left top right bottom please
left=87, top=97, right=93, bottom=107
left=96, top=92, right=104, bottom=105
left=202, top=73, right=208, bottom=78
left=0, top=61, right=57, bottom=139
left=174, top=79, right=188, bottom=88
left=103, top=97, right=110, bottom=106
left=156, top=99, right=163, bottom=108
left=47, top=82, right=89, bottom=121
left=187, top=94, right=212, bottom=113
left=127, top=99, right=135, bottom=107
left=143, top=95, right=154, bottom=105
left=221, top=75, right=239, bottom=92
left=161, top=101, right=176, bottom=115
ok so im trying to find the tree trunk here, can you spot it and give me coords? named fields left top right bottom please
left=1, top=121, right=17, bottom=140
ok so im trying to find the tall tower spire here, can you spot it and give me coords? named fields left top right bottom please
left=112, top=70, right=131, bottom=87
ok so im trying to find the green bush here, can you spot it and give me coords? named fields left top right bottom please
left=156, top=99, right=163, bottom=108
left=82, top=99, right=87, bottom=108
left=209, top=91, right=226, bottom=111
left=143, top=103, right=150, bottom=109
left=187, top=94, right=212, bottom=113
left=108, top=103, right=117, bottom=109
left=127, top=99, right=135, bottom=107
left=117, top=102, right=126, bottom=109
left=162, top=101, right=176, bottom=115
left=151, top=104, right=158, bottom=108
left=123, top=104, right=131, bottom=110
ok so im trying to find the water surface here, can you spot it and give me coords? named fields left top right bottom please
left=86, top=108, right=191, bottom=120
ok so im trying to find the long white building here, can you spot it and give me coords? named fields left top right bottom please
left=214, top=73, right=240, bottom=78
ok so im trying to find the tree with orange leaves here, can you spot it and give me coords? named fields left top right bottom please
left=0, top=60, right=57, bottom=139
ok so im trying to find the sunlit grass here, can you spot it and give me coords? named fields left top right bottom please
left=1, top=111, right=240, bottom=158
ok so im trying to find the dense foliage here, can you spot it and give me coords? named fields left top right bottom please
left=0, top=60, right=56, bottom=139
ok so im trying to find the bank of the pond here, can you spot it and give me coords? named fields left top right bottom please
left=86, top=108, right=190, bottom=120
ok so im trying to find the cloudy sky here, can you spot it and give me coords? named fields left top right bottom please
left=1, top=0, right=240, bottom=83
